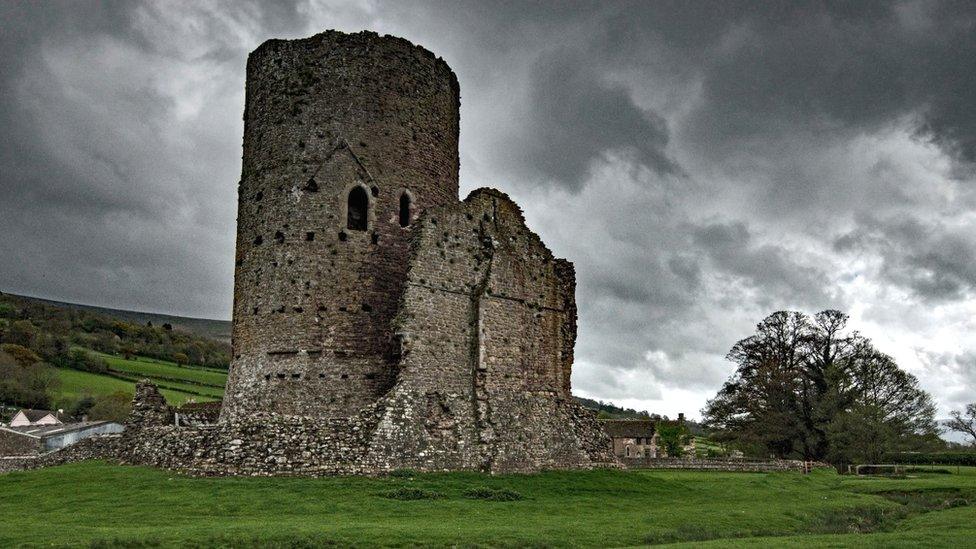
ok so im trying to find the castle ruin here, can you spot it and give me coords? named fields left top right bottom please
left=89, top=30, right=614, bottom=475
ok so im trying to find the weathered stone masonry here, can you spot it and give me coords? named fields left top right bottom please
left=7, top=30, right=616, bottom=476
left=222, top=30, right=460, bottom=421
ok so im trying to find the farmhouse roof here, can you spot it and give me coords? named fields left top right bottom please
left=17, top=409, right=59, bottom=423
left=599, top=419, right=656, bottom=438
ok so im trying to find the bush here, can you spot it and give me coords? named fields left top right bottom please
left=61, top=348, right=109, bottom=373
left=0, top=343, right=41, bottom=366
left=381, top=487, right=442, bottom=500
left=67, top=395, right=97, bottom=420
left=462, top=487, right=523, bottom=501
left=904, top=467, right=952, bottom=475
left=388, top=469, right=418, bottom=478
left=88, top=391, right=132, bottom=422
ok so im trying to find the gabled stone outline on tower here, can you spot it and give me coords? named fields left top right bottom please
left=310, top=138, right=376, bottom=186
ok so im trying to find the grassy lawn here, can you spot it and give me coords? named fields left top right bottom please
left=94, top=352, right=228, bottom=387
left=54, top=367, right=218, bottom=407
left=0, top=464, right=973, bottom=547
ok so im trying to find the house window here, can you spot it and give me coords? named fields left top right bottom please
left=347, top=186, right=369, bottom=231
left=399, top=192, right=411, bottom=227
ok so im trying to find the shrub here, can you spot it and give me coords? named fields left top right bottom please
left=643, top=524, right=724, bottom=544
left=462, top=487, right=523, bottom=501
left=88, top=391, right=132, bottom=422
left=381, top=487, right=442, bottom=500
left=61, top=348, right=109, bottom=373
left=904, top=467, right=952, bottom=475
left=0, top=343, right=41, bottom=366
left=388, top=469, right=418, bottom=478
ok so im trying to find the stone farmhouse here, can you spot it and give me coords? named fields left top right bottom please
left=602, top=419, right=658, bottom=458
left=601, top=417, right=697, bottom=459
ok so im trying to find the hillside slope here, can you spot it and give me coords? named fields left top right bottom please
left=2, top=292, right=231, bottom=343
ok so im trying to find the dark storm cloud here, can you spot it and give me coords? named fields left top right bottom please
left=692, top=221, right=833, bottom=308
left=0, top=1, right=306, bottom=316
left=502, top=48, right=679, bottom=191
left=2, top=0, right=975, bottom=417
left=680, top=1, right=976, bottom=166
left=835, top=215, right=976, bottom=301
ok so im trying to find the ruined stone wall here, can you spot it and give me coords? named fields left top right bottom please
left=222, top=31, right=460, bottom=420
left=367, top=189, right=615, bottom=472
left=49, top=30, right=619, bottom=476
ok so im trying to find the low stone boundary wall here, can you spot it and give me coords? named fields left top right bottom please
left=0, top=456, right=36, bottom=473
left=0, top=435, right=122, bottom=474
left=621, top=457, right=827, bottom=472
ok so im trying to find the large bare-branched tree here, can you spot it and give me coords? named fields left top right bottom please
left=947, top=404, right=976, bottom=447
left=703, top=310, right=939, bottom=463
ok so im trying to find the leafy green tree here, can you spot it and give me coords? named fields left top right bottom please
left=0, top=350, right=57, bottom=409
left=656, top=421, right=692, bottom=457
left=4, top=320, right=37, bottom=348
left=88, top=391, right=132, bottom=423
left=703, top=310, right=938, bottom=463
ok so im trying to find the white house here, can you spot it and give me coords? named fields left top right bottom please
left=9, top=409, right=62, bottom=427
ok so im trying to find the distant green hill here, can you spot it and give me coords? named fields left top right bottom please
left=4, top=292, right=231, bottom=343
left=0, top=291, right=233, bottom=415
left=573, top=395, right=657, bottom=419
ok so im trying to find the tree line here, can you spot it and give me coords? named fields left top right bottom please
left=0, top=292, right=230, bottom=421
left=0, top=293, right=230, bottom=370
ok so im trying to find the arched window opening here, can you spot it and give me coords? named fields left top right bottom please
left=399, top=192, right=412, bottom=227
left=347, top=186, right=368, bottom=231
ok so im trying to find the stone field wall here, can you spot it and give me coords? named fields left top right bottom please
left=620, top=457, right=830, bottom=473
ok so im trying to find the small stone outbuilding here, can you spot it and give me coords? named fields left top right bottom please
left=601, top=419, right=658, bottom=458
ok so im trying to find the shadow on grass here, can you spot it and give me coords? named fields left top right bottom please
left=643, top=488, right=974, bottom=545
left=91, top=534, right=348, bottom=548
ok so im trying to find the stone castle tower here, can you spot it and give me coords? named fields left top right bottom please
left=221, top=31, right=460, bottom=419
left=175, top=30, right=617, bottom=474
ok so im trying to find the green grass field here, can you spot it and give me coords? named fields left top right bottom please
left=54, top=368, right=215, bottom=406
left=53, top=352, right=227, bottom=408
left=0, top=464, right=973, bottom=547
left=95, top=352, right=228, bottom=387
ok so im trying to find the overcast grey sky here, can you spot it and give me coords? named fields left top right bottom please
left=2, top=1, right=974, bottom=419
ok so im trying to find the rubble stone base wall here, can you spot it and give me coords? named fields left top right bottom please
left=113, top=386, right=615, bottom=476
left=0, top=429, right=42, bottom=457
